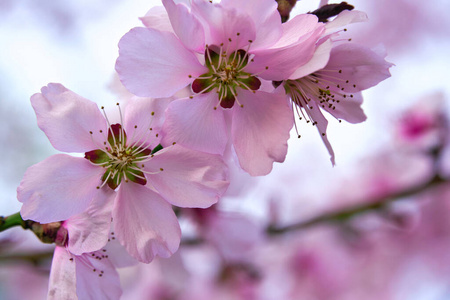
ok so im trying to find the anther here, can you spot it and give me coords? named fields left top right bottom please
left=338, top=70, right=342, bottom=74
left=151, top=112, right=155, bottom=116
left=188, top=75, right=192, bottom=78
left=322, top=133, right=326, bottom=136
left=89, top=131, right=93, bottom=134
left=160, top=168, right=164, bottom=171
left=237, top=32, right=240, bottom=36
left=172, top=142, right=176, bottom=145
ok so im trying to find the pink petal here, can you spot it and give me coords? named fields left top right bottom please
left=273, top=14, right=322, bottom=48
left=324, top=10, right=368, bottom=35
left=116, top=27, right=207, bottom=98
left=246, top=24, right=323, bottom=81
left=144, top=144, right=229, bottom=208
left=160, top=93, right=228, bottom=155
left=231, top=90, right=293, bottom=176
left=31, top=83, right=107, bottom=153
left=18, top=154, right=104, bottom=223
left=306, top=101, right=336, bottom=165
left=113, top=183, right=181, bottom=263
left=191, top=0, right=256, bottom=53
left=288, top=39, right=333, bottom=79
left=102, top=232, right=138, bottom=268
left=162, top=0, right=205, bottom=52
left=325, top=43, right=393, bottom=91
left=324, top=92, right=367, bottom=124
left=66, top=188, right=115, bottom=255
left=220, top=0, right=282, bottom=50
left=140, top=6, right=174, bottom=32
left=48, top=247, right=77, bottom=300
left=123, top=97, right=171, bottom=148
left=75, top=252, right=122, bottom=300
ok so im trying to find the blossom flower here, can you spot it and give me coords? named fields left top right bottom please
left=17, top=83, right=229, bottom=263
left=47, top=196, right=122, bottom=300
left=280, top=10, right=393, bottom=164
left=115, top=0, right=328, bottom=175
left=46, top=194, right=137, bottom=300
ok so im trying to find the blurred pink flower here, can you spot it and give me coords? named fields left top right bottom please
left=18, top=83, right=229, bottom=263
left=395, top=92, right=448, bottom=151
left=115, top=0, right=330, bottom=175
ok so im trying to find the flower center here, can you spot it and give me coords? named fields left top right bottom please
left=85, top=123, right=152, bottom=190
left=192, top=44, right=261, bottom=109
left=283, top=69, right=356, bottom=138
left=84, top=104, right=163, bottom=190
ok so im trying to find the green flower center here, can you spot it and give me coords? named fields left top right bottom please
left=192, top=45, right=261, bottom=109
left=85, top=124, right=153, bottom=190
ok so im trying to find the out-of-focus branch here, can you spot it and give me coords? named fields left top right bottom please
left=267, top=174, right=447, bottom=235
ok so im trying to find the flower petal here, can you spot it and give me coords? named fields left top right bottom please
left=66, top=188, right=115, bottom=255
left=273, top=14, right=322, bottom=48
left=161, top=93, right=228, bottom=155
left=75, top=252, right=122, bottom=300
left=191, top=0, right=256, bottom=53
left=48, top=247, right=77, bottom=300
left=113, top=183, right=181, bottom=263
left=103, top=231, right=138, bottom=268
left=144, top=144, right=229, bottom=208
left=162, top=0, right=205, bottom=52
left=31, top=83, right=107, bottom=153
left=324, top=10, right=368, bottom=36
left=18, top=154, right=104, bottom=223
left=220, top=0, right=282, bottom=50
left=231, top=90, right=293, bottom=176
left=325, top=43, right=393, bottom=91
left=288, top=39, right=333, bottom=79
left=246, top=24, right=324, bottom=81
left=123, top=97, right=171, bottom=148
left=140, top=6, right=174, bottom=32
left=116, top=27, right=207, bottom=98
left=324, top=92, right=367, bottom=124
left=307, top=101, right=336, bottom=165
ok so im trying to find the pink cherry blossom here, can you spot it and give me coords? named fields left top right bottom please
left=47, top=195, right=124, bottom=300
left=281, top=10, right=393, bottom=164
left=115, top=0, right=328, bottom=175
left=18, top=83, right=229, bottom=263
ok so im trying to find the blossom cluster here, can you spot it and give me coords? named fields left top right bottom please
left=13, top=0, right=392, bottom=299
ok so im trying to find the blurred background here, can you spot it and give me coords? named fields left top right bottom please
left=1, top=0, right=450, bottom=299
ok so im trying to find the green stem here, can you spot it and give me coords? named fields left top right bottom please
left=0, top=212, right=27, bottom=232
